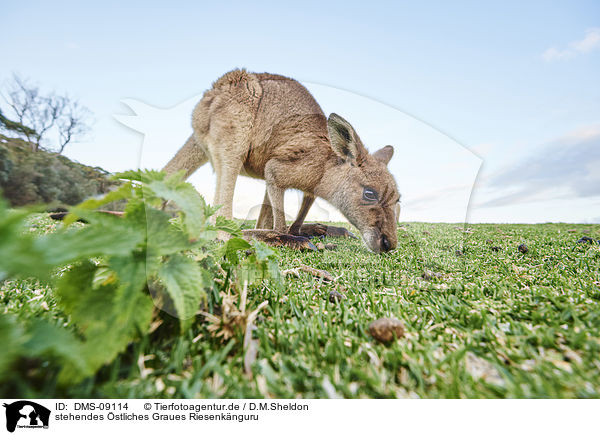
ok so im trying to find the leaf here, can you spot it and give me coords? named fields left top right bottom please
left=54, top=260, right=97, bottom=314
left=114, top=169, right=166, bottom=184
left=0, top=315, right=24, bottom=378
left=37, top=219, right=144, bottom=265
left=24, top=319, right=88, bottom=376
left=144, top=177, right=207, bottom=239
left=0, top=232, right=50, bottom=281
left=144, top=207, right=191, bottom=256
left=214, top=215, right=242, bottom=237
left=55, top=259, right=153, bottom=381
left=0, top=199, right=143, bottom=281
left=156, top=254, right=208, bottom=330
left=113, top=170, right=143, bottom=182
left=253, top=241, right=276, bottom=261
left=63, top=182, right=134, bottom=225
left=223, top=237, right=252, bottom=265
left=0, top=202, right=51, bottom=280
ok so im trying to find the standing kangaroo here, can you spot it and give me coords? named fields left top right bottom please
left=163, top=69, right=400, bottom=253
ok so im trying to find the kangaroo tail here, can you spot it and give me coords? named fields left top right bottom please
left=163, top=135, right=208, bottom=179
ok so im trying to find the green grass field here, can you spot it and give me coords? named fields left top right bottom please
left=2, top=216, right=600, bottom=398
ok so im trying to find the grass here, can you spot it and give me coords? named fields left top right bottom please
left=2, top=216, right=600, bottom=398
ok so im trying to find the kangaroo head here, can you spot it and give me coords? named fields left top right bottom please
left=323, top=113, right=400, bottom=253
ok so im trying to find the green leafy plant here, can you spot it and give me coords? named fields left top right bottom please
left=0, top=170, right=279, bottom=386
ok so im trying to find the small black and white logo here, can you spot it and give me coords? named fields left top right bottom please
left=3, top=401, right=50, bottom=433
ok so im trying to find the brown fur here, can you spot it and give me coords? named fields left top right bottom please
left=163, top=69, right=400, bottom=252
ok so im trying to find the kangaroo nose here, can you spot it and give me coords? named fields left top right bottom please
left=380, top=235, right=391, bottom=252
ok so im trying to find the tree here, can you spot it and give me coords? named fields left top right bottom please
left=0, top=74, right=92, bottom=153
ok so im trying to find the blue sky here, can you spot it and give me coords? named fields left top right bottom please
left=2, top=1, right=599, bottom=223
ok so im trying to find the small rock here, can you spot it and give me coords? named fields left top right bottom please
left=577, top=236, right=594, bottom=244
left=567, top=229, right=577, bottom=233
left=518, top=244, right=528, bottom=254
left=316, top=242, right=326, bottom=250
left=329, top=290, right=343, bottom=304
left=368, top=318, right=405, bottom=343
left=490, top=246, right=501, bottom=252
left=324, top=243, right=337, bottom=250
left=422, top=231, right=431, bottom=235
left=485, top=239, right=493, bottom=244
left=582, top=229, right=591, bottom=234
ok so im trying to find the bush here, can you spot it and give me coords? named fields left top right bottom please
left=0, top=135, right=115, bottom=207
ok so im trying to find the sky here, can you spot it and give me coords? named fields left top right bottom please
left=1, top=1, right=599, bottom=223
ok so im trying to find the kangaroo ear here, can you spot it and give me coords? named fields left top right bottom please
left=373, top=145, right=394, bottom=165
left=327, top=113, right=365, bottom=164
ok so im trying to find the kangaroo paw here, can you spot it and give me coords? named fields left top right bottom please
left=298, top=223, right=357, bottom=239
left=293, top=223, right=327, bottom=237
left=242, top=229, right=317, bottom=251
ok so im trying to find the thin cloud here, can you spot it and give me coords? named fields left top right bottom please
left=478, top=126, right=600, bottom=208
left=542, top=27, right=600, bottom=61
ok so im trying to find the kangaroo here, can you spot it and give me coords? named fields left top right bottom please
left=163, top=69, right=400, bottom=253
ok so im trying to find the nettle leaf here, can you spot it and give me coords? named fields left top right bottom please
left=205, top=203, right=221, bottom=218
left=24, top=319, right=88, bottom=377
left=115, top=169, right=166, bottom=184
left=63, top=182, right=134, bottom=225
left=253, top=241, right=276, bottom=261
left=55, top=259, right=153, bottom=381
left=109, top=170, right=211, bottom=239
left=236, top=241, right=280, bottom=285
left=144, top=177, right=207, bottom=239
left=0, top=226, right=49, bottom=280
left=156, top=253, right=208, bottom=330
left=0, top=315, right=25, bottom=377
left=223, top=237, right=252, bottom=265
left=113, top=169, right=146, bottom=183
left=213, top=215, right=242, bottom=237
left=75, top=287, right=152, bottom=382
left=37, top=218, right=144, bottom=265
left=0, top=200, right=54, bottom=280
left=144, top=207, right=191, bottom=256
left=122, top=196, right=148, bottom=228
left=54, top=261, right=98, bottom=314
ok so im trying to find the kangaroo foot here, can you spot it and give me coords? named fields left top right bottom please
left=242, top=229, right=317, bottom=251
left=292, top=223, right=357, bottom=239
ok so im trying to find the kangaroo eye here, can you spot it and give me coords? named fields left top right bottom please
left=363, top=188, right=378, bottom=202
